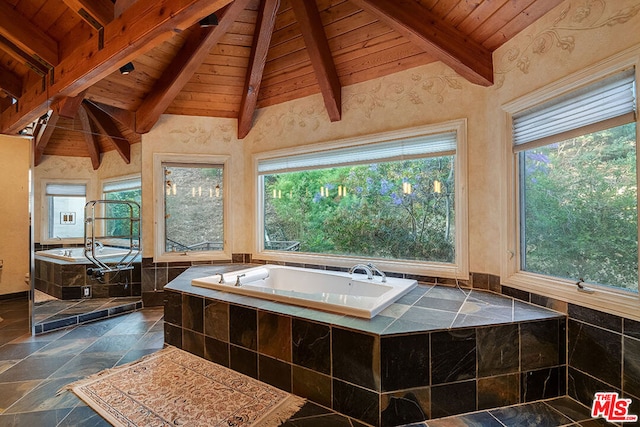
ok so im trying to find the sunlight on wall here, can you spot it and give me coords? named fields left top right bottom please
left=0, top=135, right=30, bottom=295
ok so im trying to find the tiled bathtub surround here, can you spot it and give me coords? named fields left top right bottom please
left=164, top=266, right=565, bottom=426
left=34, top=256, right=141, bottom=300
left=496, top=281, right=640, bottom=421
left=141, top=254, right=252, bottom=306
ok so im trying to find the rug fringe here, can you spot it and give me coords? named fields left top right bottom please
left=257, top=395, right=306, bottom=427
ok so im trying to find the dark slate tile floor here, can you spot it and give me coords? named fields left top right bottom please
left=33, top=297, right=143, bottom=334
left=400, top=397, right=618, bottom=427
left=0, top=298, right=162, bottom=426
left=0, top=298, right=621, bottom=427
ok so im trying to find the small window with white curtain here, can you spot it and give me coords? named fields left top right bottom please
left=256, top=121, right=468, bottom=273
left=45, top=182, right=87, bottom=240
left=512, top=68, right=638, bottom=293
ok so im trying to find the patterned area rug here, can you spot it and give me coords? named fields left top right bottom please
left=68, top=347, right=305, bottom=426
left=34, top=289, right=59, bottom=304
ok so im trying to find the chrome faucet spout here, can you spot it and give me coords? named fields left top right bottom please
left=348, top=264, right=373, bottom=280
left=235, top=273, right=246, bottom=287
left=213, top=272, right=225, bottom=284
left=367, top=263, right=387, bottom=283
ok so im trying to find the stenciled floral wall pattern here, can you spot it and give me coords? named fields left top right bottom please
left=495, top=0, right=640, bottom=87
left=343, top=73, right=464, bottom=119
left=251, top=64, right=468, bottom=145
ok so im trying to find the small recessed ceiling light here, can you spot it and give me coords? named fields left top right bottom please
left=119, top=62, right=135, bottom=75
left=199, top=13, right=218, bottom=27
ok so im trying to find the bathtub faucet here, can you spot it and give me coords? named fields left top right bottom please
left=87, top=239, right=104, bottom=251
left=349, top=264, right=373, bottom=280
left=367, top=263, right=387, bottom=283
left=235, top=273, right=245, bottom=287
left=212, top=272, right=225, bottom=284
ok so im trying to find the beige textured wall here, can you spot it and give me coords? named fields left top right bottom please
left=32, top=143, right=142, bottom=243
left=0, top=135, right=30, bottom=295
left=141, top=0, right=640, bottom=276
left=141, top=117, right=243, bottom=258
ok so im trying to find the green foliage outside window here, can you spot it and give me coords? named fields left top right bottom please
left=264, top=156, right=455, bottom=263
left=104, top=189, right=141, bottom=239
left=521, top=123, right=638, bottom=292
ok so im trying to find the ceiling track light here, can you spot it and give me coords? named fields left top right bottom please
left=199, top=13, right=219, bottom=27
left=119, top=62, right=135, bottom=75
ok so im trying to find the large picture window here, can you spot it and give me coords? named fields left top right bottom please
left=256, top=122, right=468, bottom=275
left=512, top=68, right=638, bottom=293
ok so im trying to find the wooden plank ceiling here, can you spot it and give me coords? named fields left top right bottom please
left=0, top=0, right=563, bottom=167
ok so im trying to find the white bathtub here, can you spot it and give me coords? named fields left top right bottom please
left=35, top=247, right=133, bottom=262
left=191, top=265, right=417, bottom=318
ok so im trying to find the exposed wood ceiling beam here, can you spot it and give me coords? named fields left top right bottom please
left=0, top=0, right=235, bottom=135
left=83, top=101, right=131, bottom=164
left=62, top=0, right=114, bottom=28
left=0, top=66, right=22, bottom=99
left=34, top=111, right=57, bottom=166
left=77, top=106, right=101, bottom=170
left=136, top=0, right=250, bottom=134
left=89, top=101, right=136, bottom=131
left=0, top=96, right=12, bottom=112
left=290, top=0, right=341, bottom=122
left=350, top=0, right=493, bottom=86
left=114, top=0, right=137, bottom=18
left=0, top=35, right=50, bottom=76
left=237, top=0, right=280, bottom=139
left=56, top=90, right=87, bottom=119
left=33, top=91, right=87, bottom=165
left=0, top=1, right=59, bottom=67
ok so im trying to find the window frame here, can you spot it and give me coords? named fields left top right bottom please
left=100, top=174, right=142, bottom=246
left=102, top=174, right=141, bottom=199
left=40, top=179, right=89, bottom=245
left=153, top=153, right=230, bottom=262
left=253, top=120, right=469, bottom=279
left=501, top=52, right=640, bottom=320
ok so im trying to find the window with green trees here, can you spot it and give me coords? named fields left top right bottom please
left=514, top=69, right=637, bottom=293
left=258, top=130, right=461, bottom=264
left=102, top=177, right=141, bottom=240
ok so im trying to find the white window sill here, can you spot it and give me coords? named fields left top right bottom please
left=503, top=271, right=640, bottom=322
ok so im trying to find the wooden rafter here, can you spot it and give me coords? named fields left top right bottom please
left=33, top=91, right=86, bottom=165
left=0, top=35, right=50, bottom=76
left=83, top=101, right=131, bottom=164
left=34, top=111, right=57, bottom=166
left=237, top=0, right=280, bottom=139
left=136, top=0, right=250, bottom=134
left=89, top=101, right=136, bottom=131
left=0, top=96, right=12, bottom=112
left=350, top=0, right=494, bottom=86
left=0, top=0, right=235, bottom=135
left=114, top=0, right=137, bottom=18
left=56, top=90, right=87, bottom=119
left=77, top=106, right=101, bottom=170
left=290, top=0, right=341, bottom=122
left=0, top=66, right=22, bottom=99
left=0, top=1, right=59, bottom=67
left=62, top=0, right=114, bottom=28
